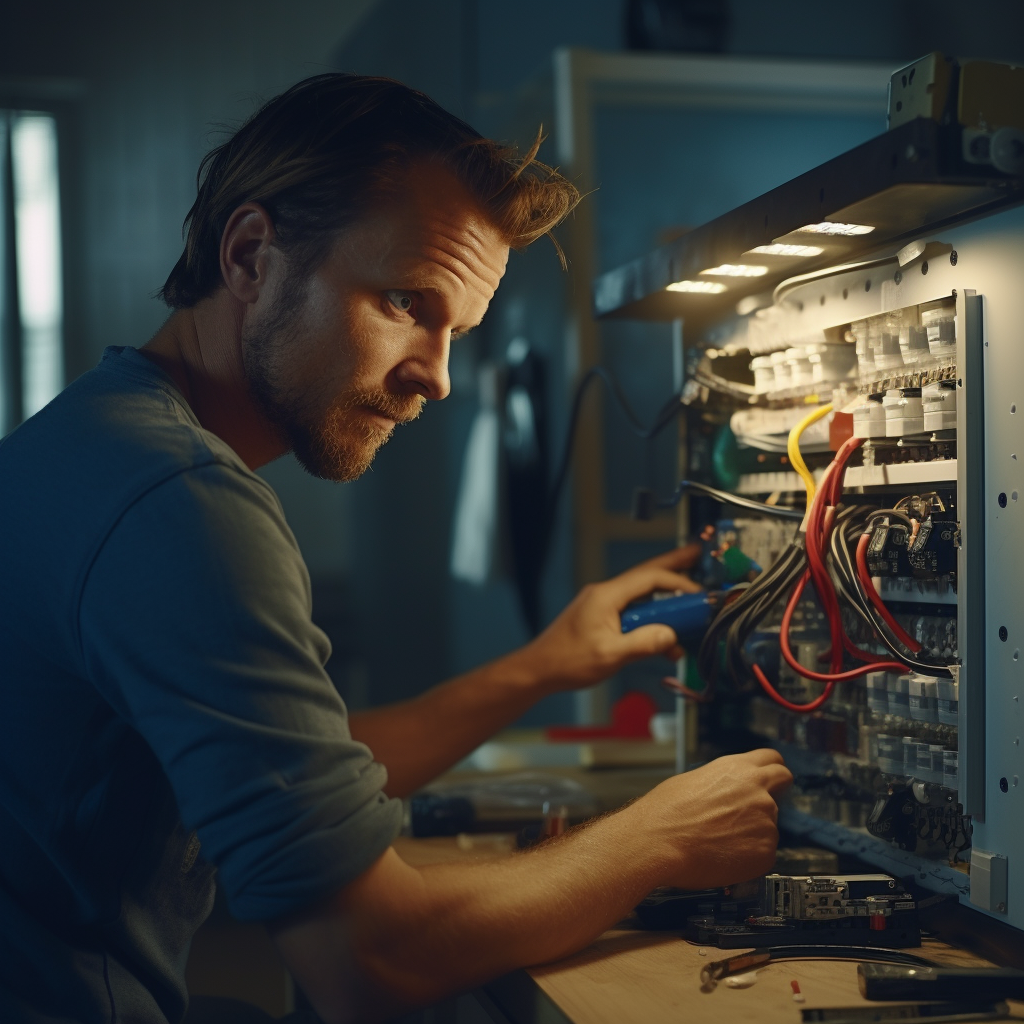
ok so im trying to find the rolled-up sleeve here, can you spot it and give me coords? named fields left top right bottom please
left=78, top=463, right=402, bottom=921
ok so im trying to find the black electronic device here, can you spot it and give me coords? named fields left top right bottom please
left=803, top=1003, right=1009, bottom=1024
left=858, top=962, right=1024, bottom=1001
left=636, top=873, right=921, bottom=948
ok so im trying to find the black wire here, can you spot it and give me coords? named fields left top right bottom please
left=832, top=515, right=954, bottom=677
left=659, top=480, right=806, bottom=521
left=546, top=367, right=683, bottom=534
left=697, top=536, right=806, bottom=688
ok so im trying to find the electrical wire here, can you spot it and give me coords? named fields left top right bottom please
left=749, top=438, right=915, bottom=711
left=787, top=403, right=832, bottom=505
left=698, top=427, right=957, bottom=711
left=546, top=366, right=683, bottom=537
left=855, top=532, right=924, bottom=653
left=691, top=367, right=759, bottom=400
left=533, top=365, right=686, bottom=602
left=701, top=944, right=936, bottom=989
left=654, top=480, right=805, bottom=521
left=830, top=515, right=953, bottom=677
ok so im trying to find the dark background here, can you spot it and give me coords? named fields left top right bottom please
left=3, top=0, right=1023, bottom=723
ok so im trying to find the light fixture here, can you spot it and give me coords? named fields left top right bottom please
left=795, top=222, right=875, bottom=236
left=699, top=264, right=769, bottom=277
left=746, top=244, right=824, bottom=257
left=666, top=280, right=727, bottom=294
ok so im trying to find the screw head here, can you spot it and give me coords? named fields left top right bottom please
left=922, top=261, right=929, bottom=275
left=1001, top=626, right=1009, bottom=642
left=1001, top=776, right=1010, bottom=792
left=894, top=270, right=903, bottom=285
left=998, top=902, right=1007, bottom=913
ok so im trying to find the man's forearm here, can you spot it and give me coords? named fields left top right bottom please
left=347, top=648, right=551, bottom=797
left=270, top=750, right=791, bottom=1024
left=348, top=545, right=702, bottom=796
left=268, top=749, right=786, bottom=1019
left=273, top=799, right=672, bottom=1022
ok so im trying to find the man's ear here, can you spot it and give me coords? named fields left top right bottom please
left=219, top=203, right=278, bottom=304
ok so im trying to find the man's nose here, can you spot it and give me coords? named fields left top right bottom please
left=395, top=328, right=451, bottom=402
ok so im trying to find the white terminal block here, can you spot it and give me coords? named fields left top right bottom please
left=807, top=342, right=857, bottom=385
left=786, top=347, right=814, bottom=388
left=921, top=306, right=956, bottom=358
left=884, top=389, right=924, bottom=437
left=889, top=674, right=912, bottom=718
left=936, top=677, right=959, bottom=726
left=922, top=381, right=958, bottom=432
left=750, top=354, right=775, bottom=394
left=771, top=349, right=791, bottom=390
left=908, top=674, right=939, bottom=724
left=852, top=398, right=886, bottom=439
left=874, top=330, right=905, bottom=373
left=866, top=670, right=890, bottom=714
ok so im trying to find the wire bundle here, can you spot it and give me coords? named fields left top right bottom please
left=697, top=412, right=954, bottom=714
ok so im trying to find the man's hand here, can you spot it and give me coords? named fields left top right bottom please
left=270, top=746, right=792, bottom=1022
left=515, top=543, right=703, bottom=693
left=348, top=544, right=704, bottom=796
left=628, top=748, right=793, bottom=888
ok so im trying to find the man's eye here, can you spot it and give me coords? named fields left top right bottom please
left=386, top=290, right=414, bottom=313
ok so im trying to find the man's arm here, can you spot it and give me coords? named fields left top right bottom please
left=269, top=749, right=792, bottom=1024
left=348, top=545, right=703, bottom=796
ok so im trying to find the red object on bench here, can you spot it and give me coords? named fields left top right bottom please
left=545, top=691, right=657, bottom=741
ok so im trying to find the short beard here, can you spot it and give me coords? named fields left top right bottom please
left=293, top=387, right=425, bottom=481
left=241, top=273, right=424, bottom=482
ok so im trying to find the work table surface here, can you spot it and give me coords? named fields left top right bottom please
left=394, top=835, right=1024, bottom=1024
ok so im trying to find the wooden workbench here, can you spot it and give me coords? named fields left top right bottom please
left=393, top=836, right=1024, bottom=1024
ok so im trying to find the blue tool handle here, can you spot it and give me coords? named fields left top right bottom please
left=620, top=591, right=717, bottom=639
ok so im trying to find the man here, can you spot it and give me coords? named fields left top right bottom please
left=0, top=74, right=790, bottom=1023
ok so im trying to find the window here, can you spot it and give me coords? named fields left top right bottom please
left=1, top=110, right=63, bottom=434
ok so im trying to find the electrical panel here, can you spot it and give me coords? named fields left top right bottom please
left=679, top=202, right=1024, bottom=929
left=586, top=51, right=1024, bottom=931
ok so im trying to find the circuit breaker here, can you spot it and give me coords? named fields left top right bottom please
left=591, top=54, right=1024, bottom=933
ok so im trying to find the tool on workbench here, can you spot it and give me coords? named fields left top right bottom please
left=700, top=944, right=936, bottom=992
left=640, top=873, right=921, bottom=948
left=858, top=962, right=1024, bottom=1001
left=409, top=773, right=597, bottom=837
left=800, top=1003, right=1010, bottom=1023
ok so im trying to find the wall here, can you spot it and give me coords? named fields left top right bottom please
left=5, top=0, right=1024, bottom=721
left=329, top=0, right=1024, bottom=719
left=3, top=0, right=384, bottom=699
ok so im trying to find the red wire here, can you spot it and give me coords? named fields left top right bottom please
left=855, top=532, right=924, bottom=654
left=753, top=436, right=910, bottom=713
left=803, top=439, right=866, bottom=672
left=752, top=568, right=910, bottom=713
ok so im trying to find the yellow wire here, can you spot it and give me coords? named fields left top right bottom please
left=788, top=402, right=833, bottom=504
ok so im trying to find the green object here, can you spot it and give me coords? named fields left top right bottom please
left=685, top=654, right=707, bottom=695
left=720, top=545, right=756, bottom=582
left=710, top=423, right=741, bottom=490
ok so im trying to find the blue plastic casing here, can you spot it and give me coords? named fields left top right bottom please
left=620, top=591, right=717, bottom=640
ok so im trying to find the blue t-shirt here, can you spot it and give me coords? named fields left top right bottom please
left=0, top=347, right=403, bottom=1023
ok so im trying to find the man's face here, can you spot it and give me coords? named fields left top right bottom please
left=242, top=162, right=509, bottom=481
